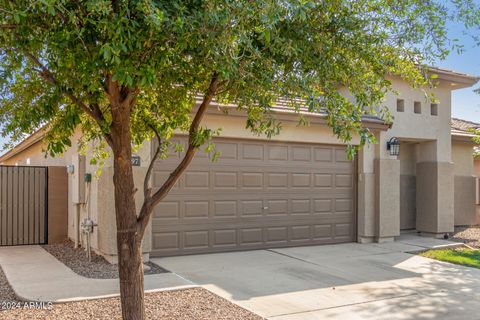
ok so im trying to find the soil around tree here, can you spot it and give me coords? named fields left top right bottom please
left=41, top=240, right=168, bottom=279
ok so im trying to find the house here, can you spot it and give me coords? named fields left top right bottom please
left=451, top=118, right=480, bottom=223
left=0, top=67, right=479, bottom=262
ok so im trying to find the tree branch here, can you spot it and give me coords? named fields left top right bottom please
left=23, top=51, right=114, bottom=145
left=143, top=125, right=162, bottom=199
left=136, top=73, right=221, bottom=232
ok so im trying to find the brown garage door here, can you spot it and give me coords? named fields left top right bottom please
left=151, top=137, right=356, bottom=257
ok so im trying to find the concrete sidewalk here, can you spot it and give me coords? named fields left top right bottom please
left=154, top=234, right=476, bottom=320
left=0, top=245, right=194, bottom=302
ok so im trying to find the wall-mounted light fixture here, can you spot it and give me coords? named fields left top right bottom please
left=66, top=164, right=75, bottom=174
left=387, top=137, right=400, bottom=156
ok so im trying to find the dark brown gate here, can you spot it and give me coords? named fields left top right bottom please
left=0, top=166, right=48, bottom=246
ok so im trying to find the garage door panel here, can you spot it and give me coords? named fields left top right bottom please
left=214, top=172, right=237, bottom=188
left=151, top=137, right=356, bottom=257
left=291, top=199, right=311, bottom=214
left=313, top=224, right=333, bottom=239
left=241, top=200, right=264, bottom=216
left=184, top=231, right=209, bottom=249
left=213, top=229, right=237, bottom=247
left=314, top=174, right=333, bottom=187
left=164, top=161, right=353, bottom=172
left=184, top=171, right=209, bottom=189
left=291, top=146, right=312, bottom=161
left=290, top=225, right=312, bottom=241
left=335, top=199, right=353, bottom=212
left=215, top=142, right=238, bottom=159
left=152, top=195, right=353, bottom=221
left=242, top=144, right=264, bottom=160
left=313, top=199, right=333, bottom=213
left=213, top=201, right=237, bottom=217
left=334, top=223, right=355, bottom=241
left=165, top=189, right=350, bottom=197
left=335, top=174, right=353, bottom=187
left=266, top=199, right=288, bottom=215
left=240, top=228, right=263, bottom=245
left=266, top=227, right=288, bottom=243
left=314, top=147, right=334, bottom=162
left=152, top=232, right=180, bottom=251
left=152, top=215, right=353, bottom=231
left=184, top=201, right=209, bottom=218
left=291, top=173, right=311, bottom=187
left=266, top=173, right=288, bottom=188
left=241, top=172, right=264, bottom=188
left=335, top=148, right=350, bottom=162
left=153, top=201, right=180, bottom=219
left=267, top=145, right=289, bottom=161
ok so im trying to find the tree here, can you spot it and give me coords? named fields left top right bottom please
left=473, top=129, right=480, bottom=158
left=0, top=1, right=478, bottom=319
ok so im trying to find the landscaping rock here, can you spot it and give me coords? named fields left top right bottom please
left=451, top=226, right=480, bottom=249
left=0, top=288, right=262, bottom=320
left=41, top=240, right=167, bottom=279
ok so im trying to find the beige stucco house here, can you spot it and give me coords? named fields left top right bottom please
left=451, top=118, right=480, bottom=223
left=1, top=67, right=479, bottom=262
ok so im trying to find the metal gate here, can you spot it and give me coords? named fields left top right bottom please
left=0, top=166, right=48, bottom=246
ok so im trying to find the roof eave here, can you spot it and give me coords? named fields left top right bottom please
left=428, top=67, right=480, bottom=89
left=451, top=130, right=478, bottom=143
left=0, top=128, right=47, bottom=163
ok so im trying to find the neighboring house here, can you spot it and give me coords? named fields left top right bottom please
left=451, top=118, right=480, bottom=223
left=0, top=67, right=479, bottom=262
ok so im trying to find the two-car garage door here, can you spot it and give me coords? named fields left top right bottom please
left=151, top=137, right=356, bottom=257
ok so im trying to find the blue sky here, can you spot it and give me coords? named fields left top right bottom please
left=436, top=17, right=480, bottom=122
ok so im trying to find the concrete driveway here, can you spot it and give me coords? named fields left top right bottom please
left=152, top=234, right=480, bottom=320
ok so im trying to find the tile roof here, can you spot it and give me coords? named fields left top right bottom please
left=451, top=118, right=480, bottom=132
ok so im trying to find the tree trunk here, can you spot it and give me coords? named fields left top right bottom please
left=110, top=104, right=145, bottom=320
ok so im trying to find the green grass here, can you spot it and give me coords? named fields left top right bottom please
left=419, top=248, right=480, bottom=269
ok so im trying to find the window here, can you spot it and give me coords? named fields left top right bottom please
left=396, top=99, right=405, bottom=112
left=431, top=103, right=438, bottom=116
left=414, top=101, right=421, bottom=114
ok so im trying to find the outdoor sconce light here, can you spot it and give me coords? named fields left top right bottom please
left=387, top=137, right=400, bottom=156
left=66, top=164, right=75, bottom=174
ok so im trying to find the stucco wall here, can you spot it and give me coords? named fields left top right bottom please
left=452, top=141, right=478, bottom=226
left=475, top=159, right=480, bottom=219
left=474, top=159, right=480, bottom=177
left=357, top=140, right=377, bottom=242
left=374, top=78, right=454, bottom=236
left=375, top=158, right=400, bottom=240
left=416, top=161, right=454, bottom=234
left=399, top=143, right=417, bottom=230
left=382, top=78, right=452, bottom=163
left=1, top=139, right=78, bottom=167
left=200, top=113, right=362, bottom=145
left=48, top=166, right=69, bottom=244
left=454, top=175, right=477, bottom=226
left=452, top=142, right=474, bottom=176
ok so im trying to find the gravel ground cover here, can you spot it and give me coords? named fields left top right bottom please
left=0, top=287, right=262, bottom=320
left=42, top=240, right=167, bottom=279
left=451, top=226, right=480, bottom=248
